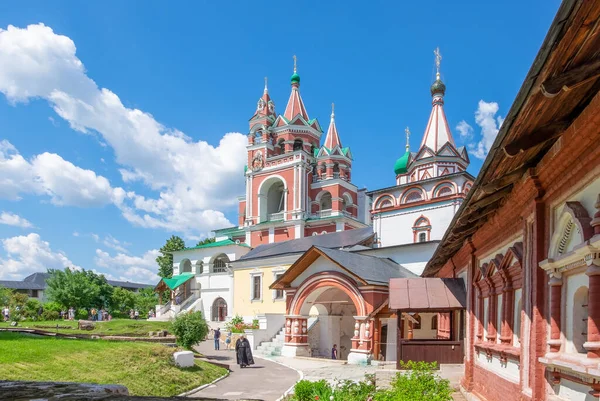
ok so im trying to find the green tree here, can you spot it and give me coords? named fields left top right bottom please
left=110, top=287, right=136, bottom=314
left=196, top=237, right=216, bottom=246
left=156, top=235, right=185, bottom=278
left=46, top=268, right=102, bottom=309
left=134, top=287, right=159, bottom=315
left=171, top=311, right=209, bottom=349
left=85, top=270, right=113, bottom=308
left=0, top=286, right=12, bottom=307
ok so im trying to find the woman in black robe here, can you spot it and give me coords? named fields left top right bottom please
left=235, top=336, right=255, bottom=368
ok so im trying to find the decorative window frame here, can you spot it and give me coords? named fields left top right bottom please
left=250, top=270, right=264, bottom=303
left=473, top=242, right=524, bottom=363
left=412, top=215, right=432, bottom=243
left=272, top=268, right=287, bottom=302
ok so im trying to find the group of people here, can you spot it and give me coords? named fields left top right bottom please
left=212, top=327, right=254, bottom=368
left=89, top=308, right=111, bottom=321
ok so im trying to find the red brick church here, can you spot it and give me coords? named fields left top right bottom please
left=425, top=1, right=600, bottom=400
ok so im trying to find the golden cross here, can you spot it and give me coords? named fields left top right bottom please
left=264, top=76, right=268, bottom=92
left=434, top=47, right=442, bottom=78
left=293, top=55, right=297, bottom=73
left=331, top=102, right=335, bottom=117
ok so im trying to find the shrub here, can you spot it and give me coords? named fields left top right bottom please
left=292, top=380, right=315, bottom=401
left=374, top=361, right=453, bottom=401
left=43, top=302, right=63, bottom=313
left=76, top=309, right=88, bottom=320
left=41, top=310, right=60, bottom=321
left=171, top=311, right=209, bottom=350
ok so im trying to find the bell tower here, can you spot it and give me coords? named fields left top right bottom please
left=235, top=58, right=368, bottom=247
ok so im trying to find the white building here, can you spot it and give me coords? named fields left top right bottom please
left=368, top=67, right=474, bottom=256
left=154, top=239, right=250, bottom=322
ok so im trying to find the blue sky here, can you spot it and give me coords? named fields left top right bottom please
left=0, top=1, right=561, bottom=283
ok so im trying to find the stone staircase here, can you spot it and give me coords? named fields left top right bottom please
left=255, top=327, right=285, bottom=357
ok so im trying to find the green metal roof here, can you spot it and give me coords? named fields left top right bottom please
left=182, top=239, right=249, bottom=251
left=161, top=273, right=194, bottom=290
left=394, top=150, right=410, bottom=175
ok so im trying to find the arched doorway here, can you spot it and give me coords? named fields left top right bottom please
left=303, top=287, right=357, bottom=359
left=212, top=297, right=227, bottom=322
left=282, top=272, right=371, bottom=364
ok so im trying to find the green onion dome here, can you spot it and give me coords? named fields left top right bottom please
left=291, top=72, right=300, bottom=84
left=394, top=150, right=410, bottom=175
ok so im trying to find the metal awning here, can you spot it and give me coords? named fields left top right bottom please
left=389, top=278, right=466, bottom=312
left=154, top=273, right=194, bottom=292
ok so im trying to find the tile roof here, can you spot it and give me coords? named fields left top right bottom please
left=389, top=278, right=466, bottom=311
left=238, top=227, right=375, bottom=261
left=314, top=246, right=416, bottom=285
left=0, top=272, right=152, bottom=290
left=181, top=238, right=250, bottom=251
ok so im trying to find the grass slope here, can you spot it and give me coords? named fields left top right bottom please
left=0, top=319, right=171, bottom=336
left=0, top=332, right=226, bottom=396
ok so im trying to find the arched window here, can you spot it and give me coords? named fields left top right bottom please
left=180, top=259, right=192, bottom=273
left=278, top=139, right=285, bottom=154
left=413, top=313, right=422, bottom=330
left=293, top=139, right=303, bottom=151
left=212, top=254, right=230, bottom=274
left=259, top=177, right=285, bottom=222
left=413, top=216, right=431, bottom=243
left=431, top=315, right=438, bottom=330
left=573, top=286, right=589, bottom=354
left=375, top=195, right=394, bottom=210
left=464, top=184, right=472, bottom=194
left=195, top=260, right=204, bottom=275
left=320, top=192, right=332, bottom=211
left=333, top=163, right=340, bottom=178
left=435, top=185, right=453, bottom=197
left=404, top=190, right=424, bottom=204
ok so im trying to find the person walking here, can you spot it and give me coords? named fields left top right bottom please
left=235, top=335, right=255, bottom=368
left=225, top=331, right=232, bottom=350
left=2, top=306, right=9, bottom=322
left=134, top=309, right=139, bottom=320
left=331, top=344, right=338, bottom=360
left=213, top=327, right=221, bottom=350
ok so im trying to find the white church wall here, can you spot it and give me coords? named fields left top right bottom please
left=358, top=241, right=438, bottom=276
left=374, top=200, right=458, bottom=248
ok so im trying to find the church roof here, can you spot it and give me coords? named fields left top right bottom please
left=323, top=105, right=342, bottom=149
left=419, top=90, right=456, bottom=153
left=270, top=245, right=416, bottom=289
left=283, top=82, right=309, bottom=121
left=180, top=238, right=250, bottom=251
left=237, top=227, right=374, bottom=262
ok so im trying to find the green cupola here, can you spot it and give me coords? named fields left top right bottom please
left=394, top=150, right=410, bottom=175
left=291, top=72, right=300, bottom=84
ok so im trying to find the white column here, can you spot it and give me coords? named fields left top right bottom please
left=268, top=227, right=275, bottom=243
left=293, top=166, right=298, bottom=211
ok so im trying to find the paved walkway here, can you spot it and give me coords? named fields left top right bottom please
left=188, top=341, right=299, bottom=401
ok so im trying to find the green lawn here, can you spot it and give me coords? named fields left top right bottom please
left=0, top=318, right=171, bottom=336
left=0, top=332, right=226, bottom=396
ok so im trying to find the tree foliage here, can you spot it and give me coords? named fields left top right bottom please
left=46, top=268, right=112, bottom=309
left=196, top=237, right=216, bottom=246
left=110, top=287, right=136, bottom=314
left=171, top=311, right=208, bottom=349
left=0, top=286, right=12, bottom=307
left=134, top=287, right=159, bottom=314
left=156, top=235, right=186, bottom=278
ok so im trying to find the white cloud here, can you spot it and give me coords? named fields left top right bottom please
left=89, top=233, right=129, bottom=253
left=0, top=233, right=80, bottom=279
left=0, top=24, right=246, bottom=236
left=72, top=231, right=80, bottom=237
left=95, top=248, right=160, bottom=284
left=0, top=141, right=123, bottom=207
left=0, top=212, right=33, bottom=228
left=456, top=120, right=473, bottom=140
left=462, top=100, right=504, bottom=160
